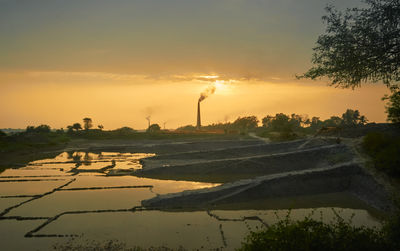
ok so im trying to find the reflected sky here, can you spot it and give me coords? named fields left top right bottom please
left=0, top=150, right=384, bottom=249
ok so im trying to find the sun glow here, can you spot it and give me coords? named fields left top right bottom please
left=213, top=80, right=234, bottom=95
left=200, top=75, right=219, bottom=79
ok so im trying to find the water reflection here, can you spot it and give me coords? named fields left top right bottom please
left=0, top=151, right=384, bottom=250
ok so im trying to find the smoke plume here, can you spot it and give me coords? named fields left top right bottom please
left=199, top=85, right=216, bottom=102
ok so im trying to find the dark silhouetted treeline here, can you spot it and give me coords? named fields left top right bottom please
left=0, top=124, right=69, bottom=153
left=177, top=109, right=370, bottom=141
left=256, top=109, right=369, bottom=141
left=0, top=109, right=392, bottom=151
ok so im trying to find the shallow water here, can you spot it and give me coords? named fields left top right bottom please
left=0, top=151, right=383, bottom=250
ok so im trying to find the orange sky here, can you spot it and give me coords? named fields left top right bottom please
left=0, top=71, right=389, bottom=129
left=0, top=0, right=390, bottom=129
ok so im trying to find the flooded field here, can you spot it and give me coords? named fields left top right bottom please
left=0, top=150, right=383, bottom=250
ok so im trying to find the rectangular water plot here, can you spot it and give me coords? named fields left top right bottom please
left=8, top=188, right=154, bottom=218
left=0, top=219, right=54, bottom=251
left=36, top=211, right=225, bottom=250
left=8, top=188, right=154, bottom=217
left=0, top=180, right=69, bottom=197
left=64, top=175, right=219, bottom=195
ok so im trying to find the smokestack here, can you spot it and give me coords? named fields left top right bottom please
left=196, top=84, right=215, bottom=130
left=146, top=116, right=151, bottom=128
left=196, top=101, right=201, bottom=129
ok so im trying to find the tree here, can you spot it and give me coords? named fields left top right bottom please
left=26, top=124, right=51, bottom=133
left=323, top=116, right=343, bottom=127
left=0, top=130, right=6, bottom=137
left=289, top=113, right=303, bottom=130
left=300, top=0, right=400, bottom=122
left=299, top=0, right=400, bottom=88
left=72, top=123, right=82, bottom=131
left=147, top=123, right=161, bottom=133
left=83, top=118, right=93, bottom=130
left=56, top=128, right=64, bottom=134
left=67, top=125, right=74, bottom=133
left=233, top=116, right=259, bottom=134
left=341, top=109, right=368, bottom=126
left=270, top=113, right=291, bottom=132
left=262, top=115, right=274, bottom=128
left=98, top=125, right=104, bottom=130
left=383, top=86, right=400, bottom=123
left=309, top=117, right=323, bottom=131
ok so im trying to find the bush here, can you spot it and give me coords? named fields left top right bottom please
left=176, top=125, right=196, bottom=131
left=239, top=212, right=392, bottom=251
left=363, top=132, right=400, bottom=176
left=112, top=127, right=137, bottom=135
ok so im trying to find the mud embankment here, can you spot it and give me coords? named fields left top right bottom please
left=65, top=138, right=262, bottom=155
left=142, top=163, right=393, bottom=212
left=138, top=143, right=353, bottom=183
left=139, top=138, right=394, bottom=212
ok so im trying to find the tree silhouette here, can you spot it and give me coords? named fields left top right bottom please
left=72, top=123, right=82, bottom=131
left=26, top=124, right=51, bottom=133
left=83, top=118, right=93, bottom=130
left=300, top=0, right=400, bottom=122
left=147, top=123, right=161, bottom=133
left=323, top=116, right=342, bottom=127
left=233, top=116, right=259, bottom=134
left=341, top=109, right=368, bottom=126
left=262, top=115, right=274, bottom=128
left=383, top=86, right=400, bottom=123
left=300, top=0, right=400, bottom=88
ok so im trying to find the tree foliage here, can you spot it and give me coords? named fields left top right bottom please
left=83, top=117, right=93, bottom=130
left=300, top=0, right=400, bottom=88
left=341, top=109, right=368, bottom=126
left=73, top=123, right=82, bottom=131
left=147, top=123, right=161, bottom=133
left=233, top=116, right=259, bottom=133
left=383, top=86, right=400, bottom=123
left=26, top=124, right=51, bottom=133
left=260, top=109, right=367, bottom=136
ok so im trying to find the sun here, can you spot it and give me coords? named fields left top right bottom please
left=214, top=80, right=231, bottom=94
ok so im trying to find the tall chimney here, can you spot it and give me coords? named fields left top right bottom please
left=196, top=101, right=201, bottom=129
left=146, top=116, right=151, bottom=129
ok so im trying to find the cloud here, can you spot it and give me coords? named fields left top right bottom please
left=0, top=70, right=300, bottom=88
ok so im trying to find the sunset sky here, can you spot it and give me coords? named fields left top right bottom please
left=0, top=0, right=389, bottom=129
